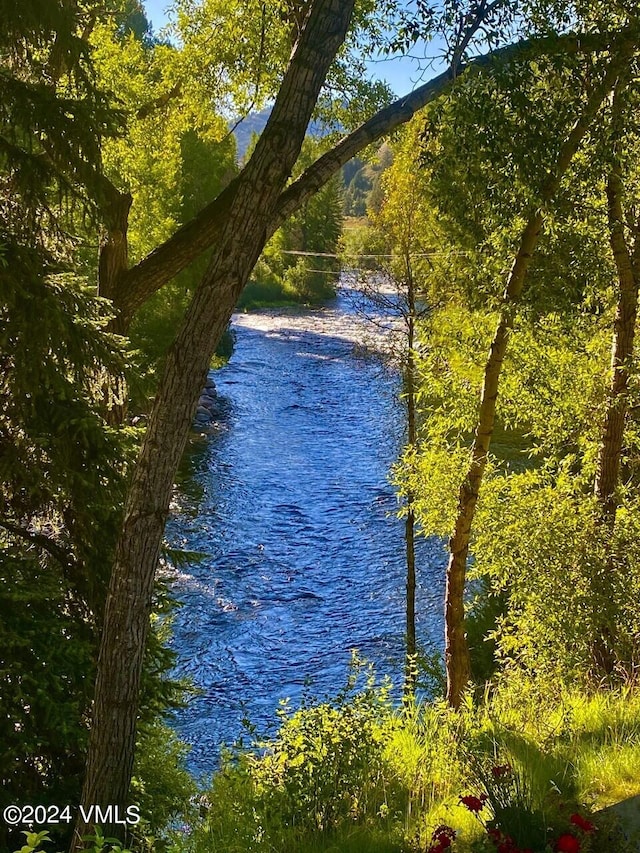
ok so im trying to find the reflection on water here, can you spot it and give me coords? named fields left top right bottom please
left=168, top=285, right=445, bottom=778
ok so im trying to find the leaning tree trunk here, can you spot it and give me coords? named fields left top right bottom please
left=74, top=1, right=356, bottom=845
left=444, top=53, right=626, bottom=708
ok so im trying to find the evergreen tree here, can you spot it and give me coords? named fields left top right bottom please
left=0, top=6, right=180, bottom=847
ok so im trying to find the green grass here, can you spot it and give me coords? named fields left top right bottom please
left=562, top=689, right=640, bottom=806
left=164, top=678, right=640, bottom=853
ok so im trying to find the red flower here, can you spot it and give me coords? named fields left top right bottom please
left=486, top=827, right=528, bottom=853
left=556, top=834, right=581, bottom=853
left=428, top=836, right=452, bottom=851
left=570, top=813, right=596, bottom=833
left=486, top=829, right=516, bottom=853
left=491, top=763, right=512, bottom=778
left=428, top=825, right=456, bottom=850
left=460, top=794, right=487, bottom=813
left=487, top=827, right=503, bottom=846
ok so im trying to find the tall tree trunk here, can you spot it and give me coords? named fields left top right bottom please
left=73, top=1, right=356, bottom=845
left=595, top=166, right=638, bottom=523
left=444, top=55, right=625, bottom=708
left=405, top=504, right=417, bottom=691
left=404, top=268, right=418, bottom=698
left=590, top=82, right=639, bottom=672
left=98, top=191, right=133, bottom=423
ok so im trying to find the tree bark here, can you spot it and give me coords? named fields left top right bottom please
left=97, top=190, right=132, bottom=422
left=404, top=268, right=418, bottom=698
left=98, top=192, right=133, bottom=311
left=74, top=0, right=357, bottom=844
left=444, top=53, right=626, bottom=708
left=595, top=159, right=639, bottom=522
left=590, top=82, right=639, bottom=673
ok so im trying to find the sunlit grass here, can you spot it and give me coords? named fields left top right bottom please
left=561, top=689, right=640, bottom=807
left=279, top=827, right=404, bottom=853
left=172, top=678, right=640, bottom=853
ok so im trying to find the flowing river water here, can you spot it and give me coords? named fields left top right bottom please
left=167, top=284, right=446, bottom=777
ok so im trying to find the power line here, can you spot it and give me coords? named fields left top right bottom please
left=279, top=249, right=476, bottom=259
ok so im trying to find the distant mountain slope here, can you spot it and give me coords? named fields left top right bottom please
left=232, top=107, right=329, bottom=161
left=231, top=112, right=393, bottom=218
left=232, top=108, right=272, bottom=161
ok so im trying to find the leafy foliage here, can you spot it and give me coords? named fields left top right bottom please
left=0, top=6, right=189, bottom=846
left=380, top=27, right=640, bottom=690
left=240, top=137, right=344, bottom=308
left=182, top=663, right=403, bottom=853
left=128, top=128, right=238, bottom=388
left=167, top=673, right=640, bottom=853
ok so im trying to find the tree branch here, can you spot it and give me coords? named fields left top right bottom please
left=0, top=518, right=76, bottom=569
left=115, top=27, right=630, bottom=323
left=273, top=29, right=624, bottom=235
left=135, top=81, right=183, bottom=120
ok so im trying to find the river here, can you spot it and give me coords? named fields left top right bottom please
left=167, top=283, right=445, bottom=778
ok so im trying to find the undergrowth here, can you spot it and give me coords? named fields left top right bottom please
left=164, top=664, right=640, bottom=853
left=14, top=667, right=640, bottom=853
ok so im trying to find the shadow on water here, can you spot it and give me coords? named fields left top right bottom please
left=167, top=289, right=446, bottom=778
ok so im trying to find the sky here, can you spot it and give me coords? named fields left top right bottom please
left=140, top=0, right=442, bottom=97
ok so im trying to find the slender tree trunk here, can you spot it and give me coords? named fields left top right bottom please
left=444, top=55, right=625, bottom=708
left=590, top=82, right=639, bottom=672
left=404, top=270, right=418, bottom=697
left=445, top=311, right=517, bottom=706
left=595, top=170, right=638, bottom=523
left=73, top=1, right=356, bottom=845
left=405, top=504, right=417, bottom=688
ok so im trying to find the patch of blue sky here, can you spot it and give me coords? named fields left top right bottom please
left=140, top=0, right=447, bottom=96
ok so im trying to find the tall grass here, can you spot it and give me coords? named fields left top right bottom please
left=169, top=675, right=640, bottom=853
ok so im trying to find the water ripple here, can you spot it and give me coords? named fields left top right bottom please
left=167, top=286, right=446, bottom=779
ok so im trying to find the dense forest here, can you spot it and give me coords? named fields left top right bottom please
left=2, top=1, right=640, bottom=852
